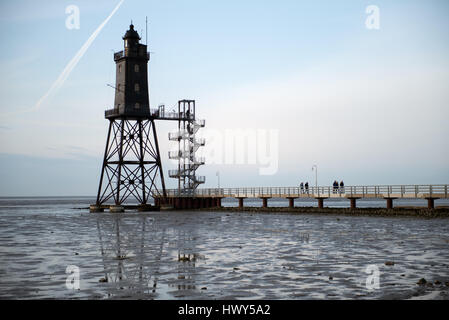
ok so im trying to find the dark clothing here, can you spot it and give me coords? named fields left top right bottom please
left=333, top=181, right=338, bottom=194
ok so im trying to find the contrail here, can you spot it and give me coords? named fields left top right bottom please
left=3, top=0, right=124, bottom=117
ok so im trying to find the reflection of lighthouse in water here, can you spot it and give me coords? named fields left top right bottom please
left=96, top=214, right=165, bottom=298
left=95, top=214, right=201, bottom=299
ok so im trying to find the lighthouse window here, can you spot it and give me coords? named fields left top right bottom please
left=135, top=103, right=140, bottom=109
left=118, top=64, right=122, bottom=73
left=134, top=64, right=139, bottom=73
left=134, top=83, right=140, bottom=92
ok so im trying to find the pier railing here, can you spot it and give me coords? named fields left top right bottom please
left=163, top=184, right=448, bottom=199
left=150, top=108, right=195, bottom=121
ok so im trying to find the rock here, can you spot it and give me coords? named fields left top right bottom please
left=401, top=274, right=405, bottom=277
left=75, top=252, right=79, bottom=255
left=434, top=280, right=441, bottom=285
left=385, top=261, right=395, bottom=266
left=417, top=278, right=427, bottom=285
left=233, top=267, right=240, bottom=271
left=201, top=287, right=207, bottom=290
left=329, top=276, right=333, bottom=280
left=445, top=282, right=449, bottom=287
left=426, top=283, right=434, bottom=288
left=99, top=277, right=108, bottom=283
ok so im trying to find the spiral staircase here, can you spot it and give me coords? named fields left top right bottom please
left=168, top=101, right=206, bottom=195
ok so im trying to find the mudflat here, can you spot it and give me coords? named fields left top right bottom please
left=0, top=198, right=448, bottom=299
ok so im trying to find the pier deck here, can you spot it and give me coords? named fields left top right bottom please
left=161, top=185, right=448, bottom=209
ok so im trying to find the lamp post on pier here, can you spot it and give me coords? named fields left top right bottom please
left=216, top=171, right=220, bottom=189
left=312, top=165, right=318, bottom=191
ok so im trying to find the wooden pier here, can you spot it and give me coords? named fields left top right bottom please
left=160, top=184, right=448, bottom=210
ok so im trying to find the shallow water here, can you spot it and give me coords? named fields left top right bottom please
left=0, top=197, right=448, bottom=299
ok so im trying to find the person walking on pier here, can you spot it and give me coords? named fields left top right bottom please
left=333, top=180, right=338, bottom=194
left=300, top=182, right=304, bottom=194
left=305, top=182, right=309, bottom=193
left=340, top=181, right=345, bottom=193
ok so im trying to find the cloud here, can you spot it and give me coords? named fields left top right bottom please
left=198, top=62, right=449, bottom=184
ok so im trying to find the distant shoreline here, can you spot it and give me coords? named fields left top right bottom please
left=200, top=206, right=449, bottom=218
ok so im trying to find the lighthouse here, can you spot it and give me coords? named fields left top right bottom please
left=91, top=24, right=166, bottom=213
left=110, top=23, right=150, bottom=117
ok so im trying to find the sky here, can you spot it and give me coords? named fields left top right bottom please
left=0, top=0, right=448, bottom=196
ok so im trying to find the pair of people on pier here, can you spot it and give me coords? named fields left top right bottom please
left=300, top=182, right=309, bottom=193
left=333, top=180, right=344, bottom=193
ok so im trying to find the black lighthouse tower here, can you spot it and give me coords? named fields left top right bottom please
left=91, top=24, right=166, bottom=212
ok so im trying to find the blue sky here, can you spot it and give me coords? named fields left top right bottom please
left=0, top=0, right=448, bottom=196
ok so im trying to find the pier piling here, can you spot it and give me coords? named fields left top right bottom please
left=237, top=197, right=246, bottom=209
left=385, top=198, right=397, bottom=209
left=348, top=198, right=360, bottom=209
left=287, top=197, right=297, bottom=208
left=315, top=197, right=327, bottom=209
left=426, top=198, right=439, bottom=209
left=260, top=197, right=271, bottom=208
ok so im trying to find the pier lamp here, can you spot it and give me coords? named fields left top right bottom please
left=216, top=171, right=220, bottom=189
left=312, top=165, right=318, bottom=190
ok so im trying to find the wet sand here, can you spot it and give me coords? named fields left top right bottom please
left=1, top=198, right=449, bottom=300
left=203, top=206, right=449, bottom=218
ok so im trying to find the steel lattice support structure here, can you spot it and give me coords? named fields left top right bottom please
left=96, top=119, right=166, bottom=205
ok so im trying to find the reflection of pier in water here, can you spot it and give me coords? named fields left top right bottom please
left=95, top=214, right=200, bottom=299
